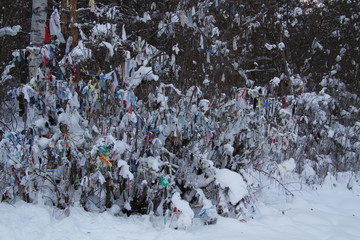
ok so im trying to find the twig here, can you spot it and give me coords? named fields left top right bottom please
left=254, top=168, right=294, bottom=197
left=0, top=120, right=11, bottom=131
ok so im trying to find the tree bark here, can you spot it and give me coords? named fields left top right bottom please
left=60, top=0, right=69, bottom=34
left=30, top=0, right=47, bottom=47
left=70, top=0, right=78, bottom=49
left=29, top=0, right=47, bottom=80
left=70, top=0, right=79, bottom=82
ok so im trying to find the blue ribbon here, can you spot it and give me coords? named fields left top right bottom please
left=199, top=206, right=216, bottom=217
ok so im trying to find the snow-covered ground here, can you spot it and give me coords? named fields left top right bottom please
left=1, top=178, right=359, bottom=240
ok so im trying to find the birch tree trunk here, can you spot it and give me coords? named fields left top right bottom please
left=29, top=0, right=47, bottom=79
left=23, top=0, right=47, bottom=130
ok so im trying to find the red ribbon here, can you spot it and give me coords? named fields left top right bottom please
left=254, top=162, right=264, bottom=168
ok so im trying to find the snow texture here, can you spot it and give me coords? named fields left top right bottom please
left=171, top=192, right=194, bottom=228
left=1, top=62, right=15, bottom=83
left=215, top=168, right=247, bottom=205
left=128, top=66, right=159, bottom=89
left=270, top=77, right=281, bottom=87
left=0, top=25, right=21, bottom=37
left=92, top=23, right=117, bottom=40
left=101, top=41, right=114, bottom=57
left=278, top=42, right=285, bottom=51
left=264, top=43, right=276, bottom=50
left=70, top=40, right=92, bottom=61
left=1, top=179, right=359, bottom=240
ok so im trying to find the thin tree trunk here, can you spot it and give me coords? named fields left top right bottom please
left=70, top=0, right=79, bottom=82
left=29, top=0, right=47, bottom=79
left=70, top=0, right=78, bottom=48
left=60, top=0, right=69, bottom=34
left=30, top=0, right=47, bottom=47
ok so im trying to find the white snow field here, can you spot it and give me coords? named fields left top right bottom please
left=1, top=176, right=359, bottom=240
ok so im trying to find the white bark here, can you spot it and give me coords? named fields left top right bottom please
left=29, top=0, right=48, bottom=79
left=30, top=0, right=48, bottom=46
